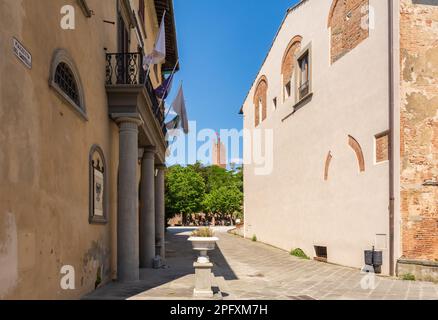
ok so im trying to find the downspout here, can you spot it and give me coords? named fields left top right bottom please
left=388, top=0, right=395, bottom=276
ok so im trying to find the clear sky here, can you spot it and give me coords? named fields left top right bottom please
left=166, top=0, right=300, bottom=166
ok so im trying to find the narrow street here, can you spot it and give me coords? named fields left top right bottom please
left=86, top=228, right=438, bottom=300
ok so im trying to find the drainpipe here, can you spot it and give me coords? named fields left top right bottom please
left=388, top=0, right=395, bottom=276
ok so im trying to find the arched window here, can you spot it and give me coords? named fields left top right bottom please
left=281, top=36, right=302, bottom=101
left=89, top=145, right=108, bottom=224
left=253, top=76, right=268, bottom=126
left=328, top=0, right=369, bottom=64
left=49, top=49, right=86, bottom=119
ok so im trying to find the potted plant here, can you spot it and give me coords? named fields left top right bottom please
left=188, top=227, right=219, bottom=264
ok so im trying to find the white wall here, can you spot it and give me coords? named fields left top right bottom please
left=243, top=0, right=391, bottom=273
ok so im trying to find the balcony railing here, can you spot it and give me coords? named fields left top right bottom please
left=105, top=52, right=165, bottom=132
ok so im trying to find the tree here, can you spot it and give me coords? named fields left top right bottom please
left=203, top=185, right=243, bottom=221
left=165, top=165, right=205, bottom=223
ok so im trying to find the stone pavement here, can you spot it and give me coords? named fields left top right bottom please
left=85, top=227, right=438, bottom=300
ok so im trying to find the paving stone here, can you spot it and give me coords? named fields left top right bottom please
left=85, top=228, right=438, bottom=300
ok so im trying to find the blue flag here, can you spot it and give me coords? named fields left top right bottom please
left=155, top=75, right=173, bottom=100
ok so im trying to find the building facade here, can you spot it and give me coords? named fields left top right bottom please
left=241, top=0, right=438, bottom=280
left=0, top=0, right=179, bottom=299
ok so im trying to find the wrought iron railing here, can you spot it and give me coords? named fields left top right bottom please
left=105, top=52, right=165, bottom=133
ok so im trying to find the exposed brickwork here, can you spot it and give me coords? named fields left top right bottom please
left=375, top=132, right=389, bottom=163
left=328, top=0, right=369, bottom=64
left=348, top=135, right=365, bottom=172
left=324, top=151, right=333, bottom=181
left=253, top=76, right=268, bottom=126
left=400, top=0, right=438, bottom=261
left=281, top=36, right=302, bottom=84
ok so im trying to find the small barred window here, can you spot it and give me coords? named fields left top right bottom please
left=54, top=62, right=80, bottom=106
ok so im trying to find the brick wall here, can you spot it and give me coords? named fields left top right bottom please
left=375, top=132, right=389, bottom=163
left=400, top=0, right=438, bottom=261
left=281, top=36, right=302, bottom=84
left=253, top=76, right=268, bottom=126
left=328, top=0, right=369, bottom=64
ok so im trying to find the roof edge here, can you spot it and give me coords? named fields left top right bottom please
left=238, top=0, right=310, bottom=114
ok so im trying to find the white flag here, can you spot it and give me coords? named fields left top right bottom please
left=171, top=85, right=189, bottom=134
left=143, top=13, right=166, bottom=70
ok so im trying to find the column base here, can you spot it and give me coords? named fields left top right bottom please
left=193, top=262, right=213, bottom=298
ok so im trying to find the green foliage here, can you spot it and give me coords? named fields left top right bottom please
left=252, top=235, right=257, bottom=242
left=401, top=273, right=416, bottom=281
left=165, top=165, right=205, bottom=221
left=203, top=186, right=243, bottom=216
left=191, top=227, right=215, bottom=237
left=290, top=248, right=310, bottom=260
left=166, top=163, right=243, bottom=223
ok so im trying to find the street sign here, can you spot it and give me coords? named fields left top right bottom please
left=12, top=38, right=32, bottom=69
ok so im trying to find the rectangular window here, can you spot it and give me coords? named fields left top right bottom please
left=298, top=51, right=310, bottom=100
left=273, top=97, right=277, bottom=110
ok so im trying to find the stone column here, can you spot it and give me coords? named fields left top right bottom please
left=139, top=146, right=156, bottom=268
left=155, top=164, right=166, bottom=261
left=116, top=117, right=142, bottom=282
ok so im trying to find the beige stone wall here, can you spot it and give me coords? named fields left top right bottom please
left=0, top=0, right=161, bottom=299
left=400, top=0, right=438, bottom=262
left=242, top=0, right=392, bottom=273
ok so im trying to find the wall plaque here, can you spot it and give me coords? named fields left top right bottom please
left=12, top=38, right=32, bottom=69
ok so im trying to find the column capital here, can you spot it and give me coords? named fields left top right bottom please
left=142, top=146, right=156, bottom=160
left=111, top=113, right=143, bottom=127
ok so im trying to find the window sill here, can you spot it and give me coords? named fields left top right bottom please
left=281, top=92, right=313, bottom=122
left=50, top=82, right=88, bottom=121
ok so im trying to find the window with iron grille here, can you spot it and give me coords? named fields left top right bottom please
left=54, top=62, right=81, bottom=107
left=49, top=49, right=86, bottom=119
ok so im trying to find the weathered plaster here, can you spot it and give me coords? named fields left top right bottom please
left=0, top=213, right=18, bottom=298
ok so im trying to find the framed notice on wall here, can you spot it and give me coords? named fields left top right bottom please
left=93, top=168, right=104, bottom=217
left=89, top=145, right=107, bottom=224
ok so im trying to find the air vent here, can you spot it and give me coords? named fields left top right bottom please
left=314, top=246, right=328, bottom=262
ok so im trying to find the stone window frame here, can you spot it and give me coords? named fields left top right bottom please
left=293, top=42, right=313, bottom=108
left=89, top=145, right=108, bottom=225
left=49, top=49, right=87, bottom=120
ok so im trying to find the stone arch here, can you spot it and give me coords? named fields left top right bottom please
left=49, top=49, right=87, bottom=119
left=324, top=151, right=333, bottom=181
left=281, top=35, right=303, bottom=84
left=328, top=0, right=369, bottom=64
left=348, top=135, right=365, bottom=172
left=253, top=76, right=268, bottom=126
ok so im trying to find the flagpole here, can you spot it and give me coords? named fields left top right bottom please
left=156, top=59, right=179, bottom=117
left=143, top=10, right=167, bottom=86
left=162, top=81, right=182, bottom=129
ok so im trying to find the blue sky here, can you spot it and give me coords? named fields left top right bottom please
left=166, top=0, right=299, bottom=166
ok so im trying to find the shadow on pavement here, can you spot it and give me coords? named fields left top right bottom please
left=83, top=227, right=237, bottom=300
